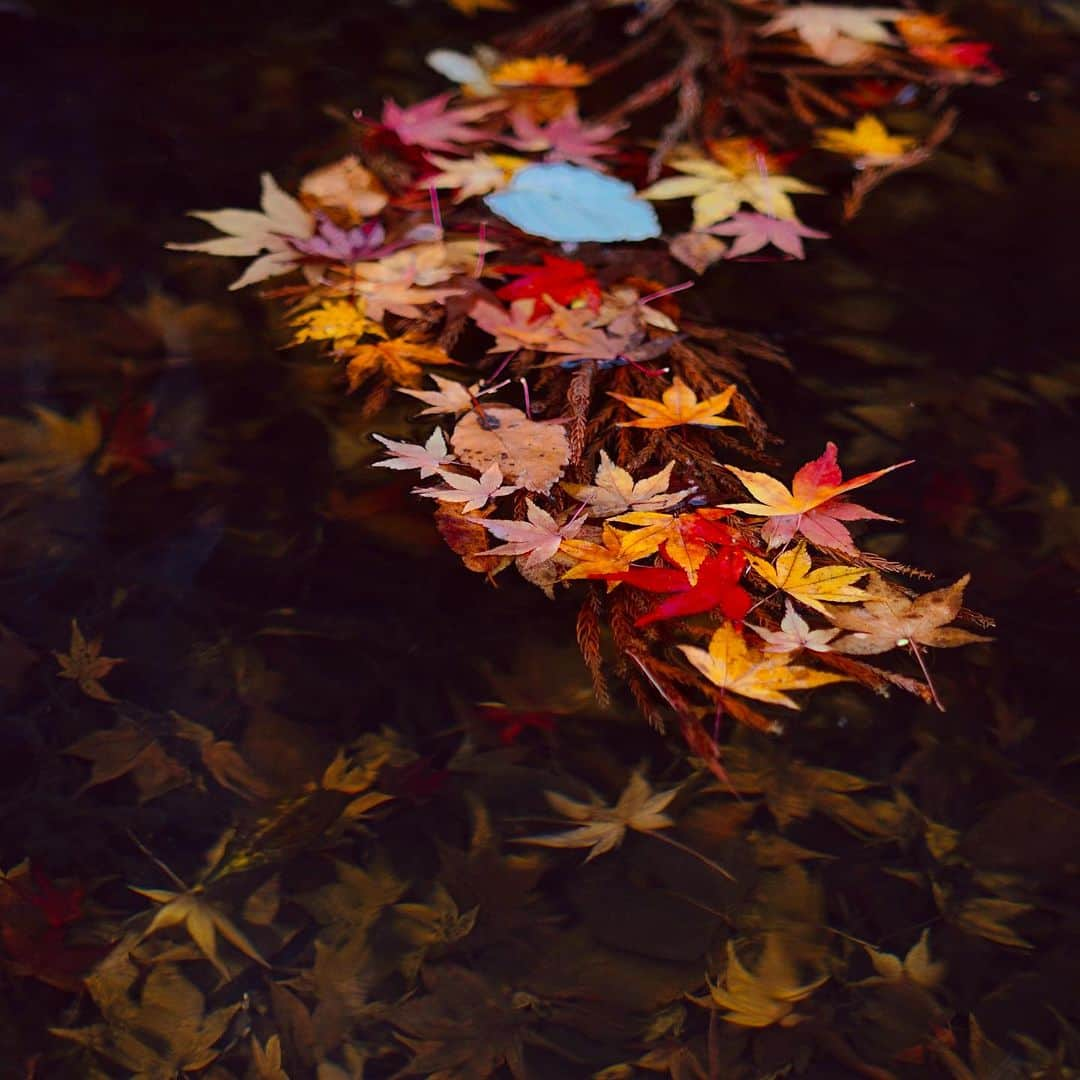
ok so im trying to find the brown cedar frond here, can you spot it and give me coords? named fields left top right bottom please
left=577, top=587, right=611, bottom=708
left=566, top=364, right=593, bottom=468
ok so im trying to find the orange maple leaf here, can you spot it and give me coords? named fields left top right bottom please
left=721, top=442, right=912, bottom=552
left=610, top=377, right=742, bottom=430
left=345, top=334, right=456, bottom=390
left=611, top=508, right=738, bottom=584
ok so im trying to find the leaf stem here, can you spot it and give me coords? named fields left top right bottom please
left=907, top=640, right=944, bottom=711
left=642, top=827, right=735, bottom=881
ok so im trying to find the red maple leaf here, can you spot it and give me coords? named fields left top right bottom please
left=97, top=400, right=170, bottom=476
left=842, top=79, right=905, bottom=109
left=604, top=547, right=751, bottom=627
left=477, top=704, right=557, bottom=745
left=912, top=41, right=1000, bottom=73
left=0, top=867, right=107, bottom=992
left=492, top=255, right=601, bottom=317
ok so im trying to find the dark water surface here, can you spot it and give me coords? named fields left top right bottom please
left=0, top=2, right=1078, bottom=1076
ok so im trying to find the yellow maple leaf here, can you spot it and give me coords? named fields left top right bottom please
left=678, top=624, right=849, bottom=709
left=0, top=404, right=102, bottom=485
left=290, top=298, right=384, bottom=348
left=815, top=115, right=918, bottom=167
left=447, top=0, right=514, bottom=14
left=702, top=934, right=828, bottom=1027
left=609, top=509, right=730, bottom=583
left=747, top=543, right=869, bottom=614
left=130, top=885, right=269, bottom=978
left=610, top=376, right=742, bottom=430
left=640, top=157, right=822, bottom=228
left=863, top=929, right=945, bottom=989
left=344, top=334, right=456, bottom=390
left=560, top=522, right=636, bottom=581
left=426, top=152, right=527, bottom=202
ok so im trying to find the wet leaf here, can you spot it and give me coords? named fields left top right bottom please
left=451, top=406, right=570, bottom=494
left=130, top=885, right=270, bottom=978
left=54, top=620, right=124, bottom=703
left=697, top=934, right=828, bottom=1027
left=678, top=624, right=849, bottom=710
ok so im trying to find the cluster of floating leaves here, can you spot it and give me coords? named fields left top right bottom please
left=168, top=0, right=998, bottom=745
left=4, top=0, right=1076, bottom=1077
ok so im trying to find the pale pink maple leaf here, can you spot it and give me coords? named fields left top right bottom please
left=470, top=298, right=601, bottom=356
left=503, top=108, right=624, bottom=167
left=381, top=93, right=504, bottom=153
left=470, top=499, right=585, bottom=568
left=371, top=429, right=454, bottom=478
left=414, top=462, right=518, bottom=512
left=707, top=212, right=830, bottom=260
left=749, top=600, right=841, bottom=653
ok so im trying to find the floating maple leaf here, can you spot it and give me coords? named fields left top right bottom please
left=489, top=55, right=591, bottom=88
left=345, top=334, right=456, bottom=390
left=54, top=620, right=124, bottom=703
left=471, top=296, right=605, bottom=355
left=721, top=442, right=912, bottom=551
left=381, top=92, right=503, bottom=153
left=669, top=229, right=729, bottom=273
left=825, top=574, right=990, bottom=657
left=758, top=5, right=904, bottom=66
left=750, top=600, right=841, bottom=654
left=559, top=522, right=636, bottom=580
left=372, top=429, right=455, bottom=478
left=503, top=107, right=623, bottom=167
left=707, top=212, right=829, bottom=259
left=641, top=157, right=822, bottom=227
left=166, top=173, right=314, bottom=289
left=699, top=934, right=828, bottom=1026
left=298, top=153, right=389, bottom=222
left=747, top=542, right=869, bottom=614
left=520, top=770, right=681, bottom=861
left=613, top=508, right=738, bottom=583
left=415, top=462, right=518, bottom=512
left=290, top=298, right=385, bottom=348
left=426, top=151, right=525, bottom=202
left=562, top=452, right=692, bottom=517
left=678, top=623, right=848, bottom=709
left=815, top=115, right=918, bottom=167
left=611, top=376, right=742, bottom=429
left=399, top=373, right=487, bottom=416
left=492, top=254, right=601, bottom=315
left=604, top=547, right=751, bottom=627
left=911, top=40, right=999, bottom=75
left=470, top=498, right=585, bottom=568
left=451, top=406, right=570, bottom=494
left=825, top=574, right=991, bottom=709
left=288, top=216, right=392, bottom=262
